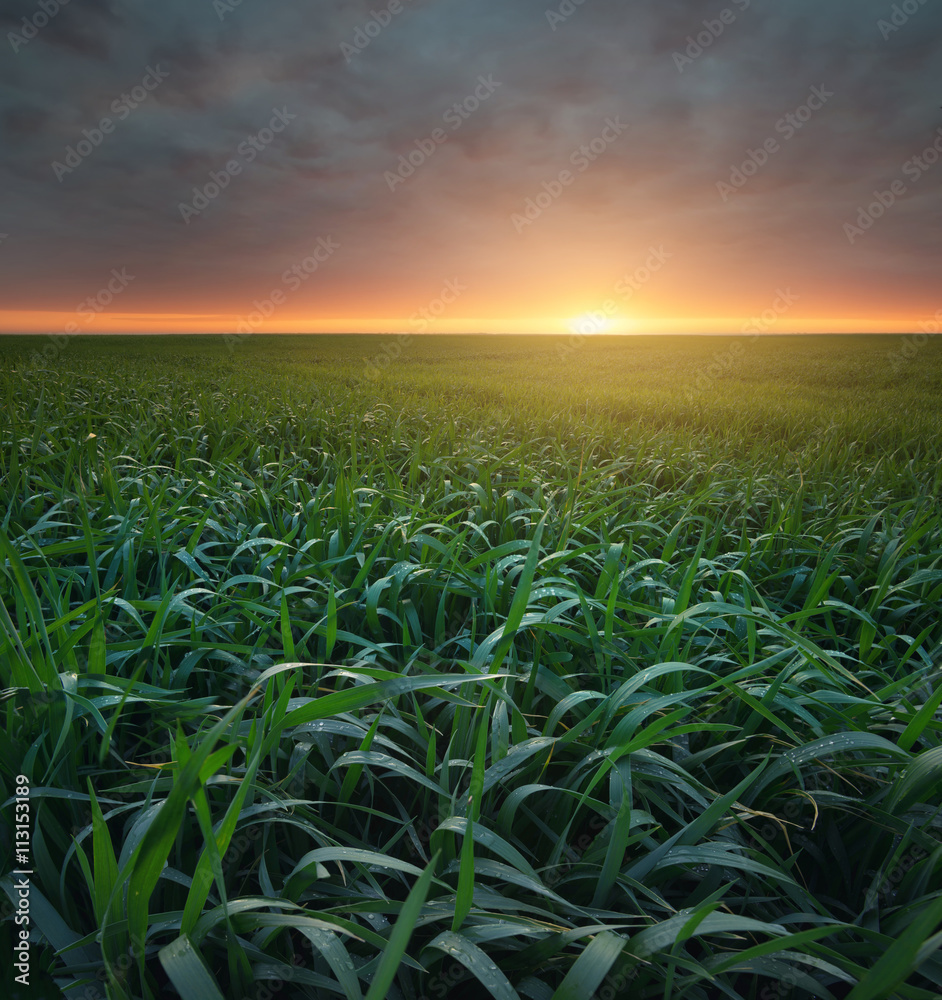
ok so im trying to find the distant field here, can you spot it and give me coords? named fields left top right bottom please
left=1, top=334, right=941, bottom=1000
left=5, top=332, right=942, bottom=462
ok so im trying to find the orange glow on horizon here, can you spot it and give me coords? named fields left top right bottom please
left=0, top=308, right=934, bottom=337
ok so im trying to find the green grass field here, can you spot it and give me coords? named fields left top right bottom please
left=1, top=333, right=941, bottom=1000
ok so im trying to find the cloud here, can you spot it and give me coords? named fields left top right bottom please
left=1, top=0, right=940, bottom=325
left=0, top=0, right=123, bottom=60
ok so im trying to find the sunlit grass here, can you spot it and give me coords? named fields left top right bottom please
left=1, top=333, right=941, bottom=1000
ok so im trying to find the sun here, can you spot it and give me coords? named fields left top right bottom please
left=567, top=312, right=613, bottom=335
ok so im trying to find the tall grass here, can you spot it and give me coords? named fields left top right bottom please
left=1, top=334, right=941, bottom=999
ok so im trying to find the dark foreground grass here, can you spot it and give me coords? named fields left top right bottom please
left=1, top=334, right=941, bottom=1000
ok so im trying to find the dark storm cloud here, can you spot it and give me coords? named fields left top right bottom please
left=1, top=0, right=940, bottom=318
left=0, top=0, right=122, bottom=60
left=3, top=102, right=48, bottom=135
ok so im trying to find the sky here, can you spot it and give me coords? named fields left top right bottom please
left=0, top=0, right=941, bottom=336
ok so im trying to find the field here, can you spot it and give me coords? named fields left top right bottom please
left=1, top=332, right=942, bottom=1000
